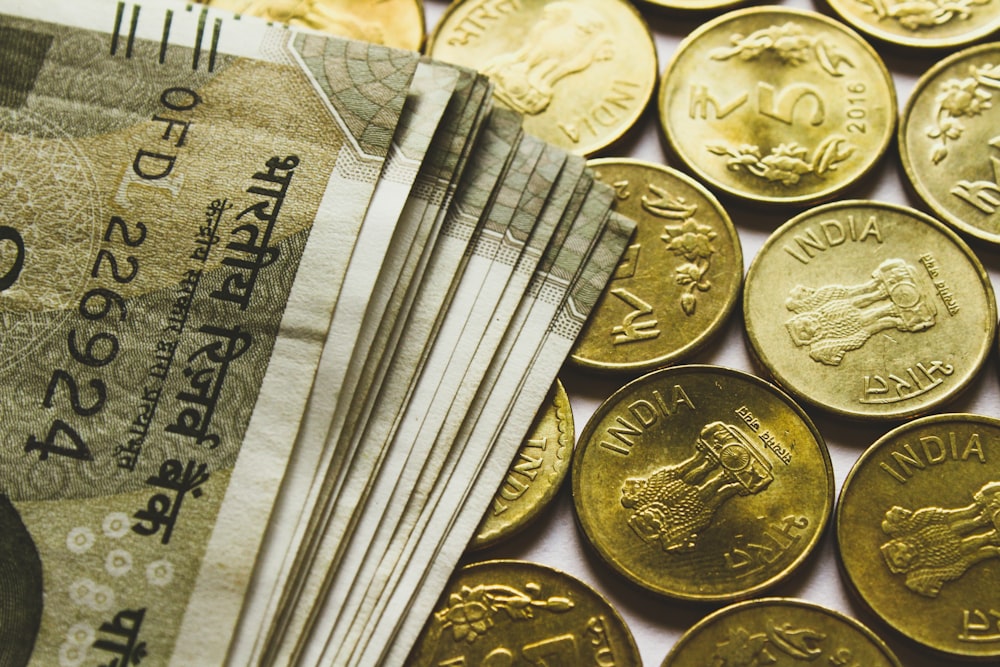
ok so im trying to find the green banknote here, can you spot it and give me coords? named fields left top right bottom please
left=0, top=0, right=416, bottom=664
left=228, top=58, right=461, bottom=667
left=257, top=71, right=495, bottom=665
left=311, top=135, right=569, bottom=664
left=271, top=106, right=524, bottom=666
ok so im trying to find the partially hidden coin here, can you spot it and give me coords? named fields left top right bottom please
left=836, top=413, right=1000, bottom=661
left=743, top=199, right=996, bottom=421
left=570, top=159, right=743, bottom=374
left=661, top=597, right=902, bottom=667
left=469, top=380, right=573, bottom=551
left=825, top=0, right=1000, bottom=50
left=636, top=0, right=746, bottom=13
left=427, top=0, right=657, bottom=156
left=201, top=0, right=426, bottom=51
left=658, top=6, right=896, bottom=206
left=572, top=365, right=833, bottom=601
left=900, top=42, right=1000, bottom=246
left=405, top=559, right=641, bottom=666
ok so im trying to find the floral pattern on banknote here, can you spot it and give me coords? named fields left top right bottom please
left=880, top=481, right=1000, bottom=597
left=784, top=258, right=936, bottom=366
left=56, top=511, right=173, bottom=666
left=707, top=138, right=855, bottom=186
left=854, top=0, right=991, bottom=31
left=926, top=63, right=1000, bottom=164
left=642, top=185, right=717, bottom=316
left=0, top=119, right=100, bottom=372
left=435, top=583, right=574, bottom=642
left=710, top=22, right=854, bottom=77
left=621, top=422, right=772, bottom=552
left=481, top=1, right=614, bottom=115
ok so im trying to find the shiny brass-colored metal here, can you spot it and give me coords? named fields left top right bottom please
left=744, top=200, right=996, bottom=421
left=825, top=0, right=1000, bottom=49
left=572, top=365, right=833, bottom=601
left=636, top=0, right=748, bottom=12
left=405, top=559, right=641, bottom=666
left=570, top=159, right=742, bottom=374
left=658, top=6, right=896, bottom=205
left=900, top=42, right=1000, bottom=245
left=837, top=413, right=1000, bottom=661
left=202, top=0, right=426, bottom=51
left=661, top=598, right=902, bottom=667
left=427, top=0, right=657, bottom=156
left=469, top=380, right=573, bottom=550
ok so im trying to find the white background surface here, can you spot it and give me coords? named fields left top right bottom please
left=423, top=0, right=1000, bottom=664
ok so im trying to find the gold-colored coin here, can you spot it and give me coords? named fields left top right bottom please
left=661, top=598, right=902, bottom=667
left=201, top=0, right=426, bottom=51
left=572, top=365, right=833, bottom=601
left=900, top=42, right=1000, bottom=245
left=469, top=380, right=573, bottom=551
left=825, top=0, right=1000, bottom=49
left=744, top=200, right=996, bottom=421
left=657, top=6, right=896, bottom=206
left=636, top=0, right=747, bottom=12
left=427, top=0, right=657, bottom=156
left=570, top=159, right=743, bottom=374
left=836, top=413, right=1000, bottom=661
left=405, top=559, right=641, bottom=666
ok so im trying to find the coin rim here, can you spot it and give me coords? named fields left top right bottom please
left=656, top=5, right=898, bottom=206
left=416, top=558, right=642, bottom=662
left=426, top=0, right=659, bottom=157
left=468, top=379, right=574, bottom=550
left=824, top=0, right=1000, bottom=50
left=633, top=0, right=749, bottom=11
left=899, top=42, right=1000, bottom=246
left=834, top=412, right=1000, bottom=660
left=570, top=157, right=744, bottom=373
left=200, top=0, right=428, bottom=52
left=742, top=198, right=998, bottom=421
left=660, top=596, right=904, bottom=667
left=571, top=363, right=834, bottom=602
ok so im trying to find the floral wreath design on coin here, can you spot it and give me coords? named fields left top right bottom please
left=926, top=63, right=1000, bottom=164
left=641, top=185, right=717, bottom=315
left=853, top=0, right=991, bottom=31
left=707, top=138, right=855, bottom=187
left=713, top=620, right=827, bottom=665
left=435, top=583, right=574, bottom=643
left=709, top=22, right=854, bottom=77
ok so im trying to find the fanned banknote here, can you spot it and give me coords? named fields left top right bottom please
left=0, top=1, right=639, bottom=664
left=303, top=134, right=571, bottom=664
left=323, top=156, right=603, bottom=664
left=251, top=71, right=497, bottom=667
left=271, top=106, right=526, bottom=665
left=224, top=58, right=461, bottom=666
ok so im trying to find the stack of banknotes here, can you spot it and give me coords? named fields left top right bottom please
left=0, top=0, right=635, bottom=664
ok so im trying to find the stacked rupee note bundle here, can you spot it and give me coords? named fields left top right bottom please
left=0, top=0, right=635, bottom=664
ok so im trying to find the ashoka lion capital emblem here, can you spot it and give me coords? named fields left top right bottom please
left=481, top=2, right=614, bottom=115
left=784, top=258, right=936, bottom=366
left=880, top=481, right=1000, bottom=597
left=621, top=422, right=773, bottom=552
